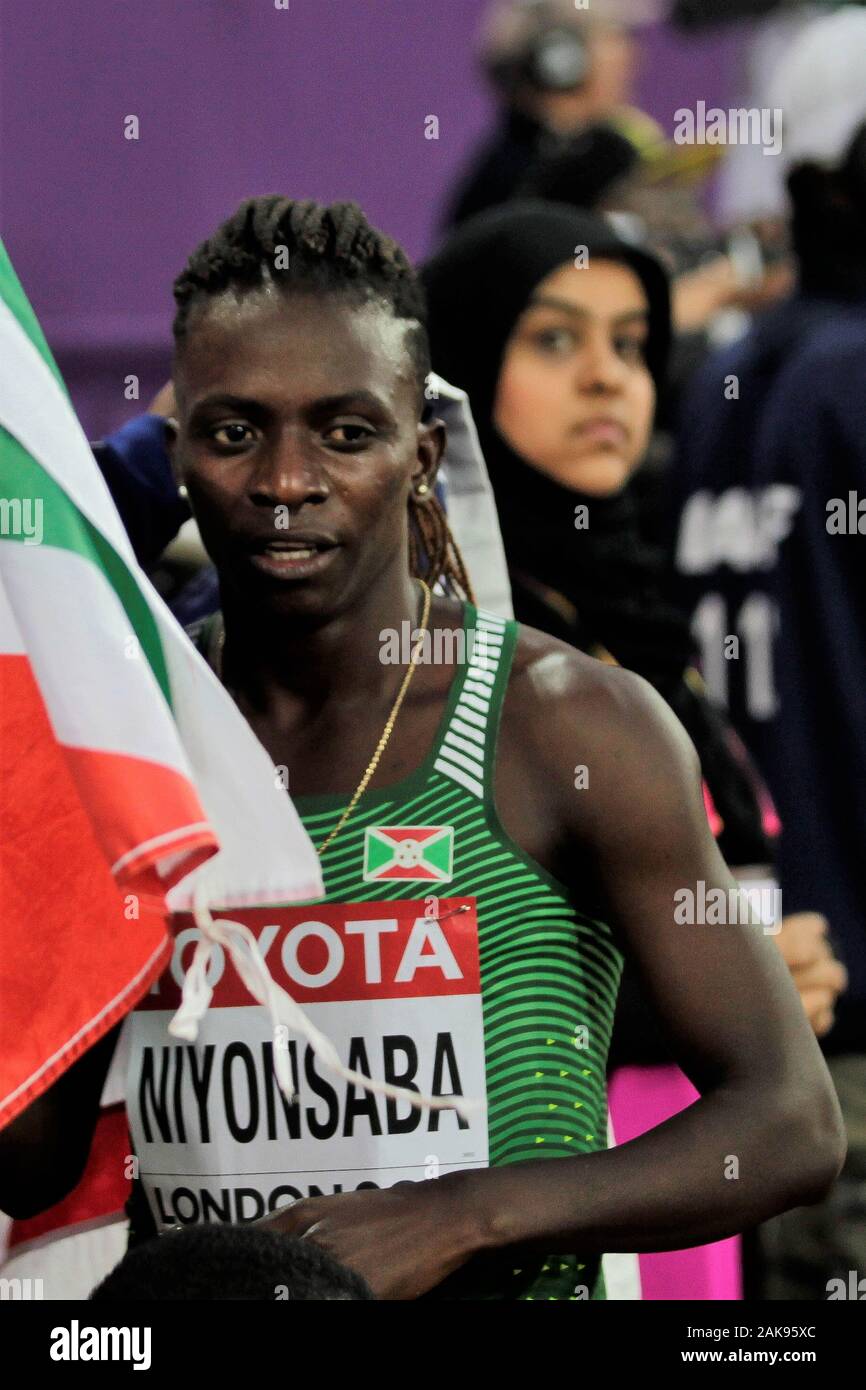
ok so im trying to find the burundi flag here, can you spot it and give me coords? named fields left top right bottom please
left=363, top=825, right=454, bottom=882
left=0, top=240, right=322, bottom=1130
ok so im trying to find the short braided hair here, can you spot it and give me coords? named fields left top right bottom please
left=173, top=197, right=474, bottom=601
left=173, top=196, right=430, bottom=393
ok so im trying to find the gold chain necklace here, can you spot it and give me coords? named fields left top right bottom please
left=214, top=580, right=433, bottom=857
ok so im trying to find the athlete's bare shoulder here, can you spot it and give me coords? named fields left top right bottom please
left=505, top=620, right=683, bottom=744
left=500, top=620, right=701, bottom=832
left=507, top=621, right=645, bottom=718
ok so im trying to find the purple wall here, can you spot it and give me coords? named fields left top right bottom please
left=0, top=0, right=740, bottom=435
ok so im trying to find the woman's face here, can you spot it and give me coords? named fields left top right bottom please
left=493, top=258, right=655, bottom=495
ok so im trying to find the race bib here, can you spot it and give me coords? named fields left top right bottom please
left=126, top=897, right=489, bottom=1230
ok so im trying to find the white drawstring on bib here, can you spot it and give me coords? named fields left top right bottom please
left=167, top=877, right=481, bottom=1124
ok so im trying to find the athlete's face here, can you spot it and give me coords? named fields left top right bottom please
left=493, top=259, right=654, bottom=496
left=169, top=287, right=442, bottom=622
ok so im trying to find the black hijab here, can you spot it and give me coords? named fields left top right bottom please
left=424, top=201, right=670, bottom=432
left=422, top=200, right=690, bottom=696
left=422, top=201, right=773, bottom=868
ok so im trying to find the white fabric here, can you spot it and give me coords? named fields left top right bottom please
left=0, top=1219, right=128, bottom=1301
left=716, top=5, right=823, bottom=224
left=428, top=373, right=513, bottom=619
left=0, top=540, right=201, bottom=768
left=769, top=6, right=866, bottom=171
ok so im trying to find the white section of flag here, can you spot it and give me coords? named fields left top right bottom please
left=0, top=540, right=184, bottom=764
left=0, top=294, right=322, bottom=913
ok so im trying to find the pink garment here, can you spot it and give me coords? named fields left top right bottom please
left=608, top=1065, right=742, bottom=1300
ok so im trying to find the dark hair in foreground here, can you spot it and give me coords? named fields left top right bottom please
left=172, top=196, right=474, bottom=601
left=90, top=1223, right=375, bottom=1301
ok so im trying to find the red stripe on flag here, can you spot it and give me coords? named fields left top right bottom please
left=375, top=826, right=443, bottom=844
left=62, top=745, right=216, bottom=900
left=0, top=655, right=171, bottom=1128
left=7, top=1106, right=131, bottom=1252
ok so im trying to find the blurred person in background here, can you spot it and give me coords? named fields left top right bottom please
left=443, top=0, right=659, bottom=228
left=669, top=6, right=866, bottom=915
left=443, top=0, right=781, bottom=376
left=423, top=200, right=847, bottom=1296
left=668, top=6, right=866, bottom=1297
left=423, top=203, right=772, bottom=873
left=672, top=0, right=866, bottom=235
left=749, top=312, right=866, bottom=1299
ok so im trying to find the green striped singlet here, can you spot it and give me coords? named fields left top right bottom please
left=292, top=602, right=623, bottom=1301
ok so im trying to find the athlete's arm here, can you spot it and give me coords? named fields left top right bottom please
left=0, top=1026, right=118, bottom=1219
left=460, top=649, right=845, bottom=1255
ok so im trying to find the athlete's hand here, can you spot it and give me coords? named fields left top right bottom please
left=262, top=1175, right=482, bottom=1299
left=775, top=913, right=847, bottom=1037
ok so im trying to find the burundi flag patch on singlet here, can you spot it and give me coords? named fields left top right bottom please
left=363, top=825, right=454, bottom=882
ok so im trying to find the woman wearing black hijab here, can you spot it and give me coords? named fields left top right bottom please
left=422, top=202, right=844, bottom=1060
left=424, top=205, right=770, bottom=852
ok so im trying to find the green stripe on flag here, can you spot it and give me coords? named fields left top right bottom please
left=425, top=831, right=453, bottom=875
left=365, top=832, right=392, bottom=875
left=0, top=427, right=171, bottom=705
left=0, top=240, right=67, bottom=396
